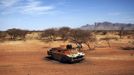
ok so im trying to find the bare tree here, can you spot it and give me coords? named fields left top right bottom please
left=70, top=29, right=96, bottom=50
left=119, top=27, right=124, bottom=39
left=100, top=36, right=118, bottom=47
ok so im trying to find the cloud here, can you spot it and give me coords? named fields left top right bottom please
left=0, top=0, right=19, bottom=7
left=0, top=0, right=55, bottom=15
left=21, top=0, right=54, bottom=14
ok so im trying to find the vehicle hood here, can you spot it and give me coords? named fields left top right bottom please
left=67, top=52, right=85, bottom=58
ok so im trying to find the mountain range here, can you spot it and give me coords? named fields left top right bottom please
left=80, top=22, right=134, bottom=30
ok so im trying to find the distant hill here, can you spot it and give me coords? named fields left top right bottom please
left=80, top=22, right=134, bottom=30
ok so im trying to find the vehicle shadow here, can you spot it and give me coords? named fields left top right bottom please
left=44, top=56, right=84, bottom=64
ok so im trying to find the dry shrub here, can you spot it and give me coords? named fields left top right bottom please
left=100, top=36, right=118, bottom=47
left=121, top=40, right=134, bottom=50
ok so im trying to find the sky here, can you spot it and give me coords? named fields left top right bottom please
left=0, top=0, right=134, bottom=30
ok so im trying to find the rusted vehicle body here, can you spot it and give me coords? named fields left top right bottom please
left=47, top=47, right=85, bottom=63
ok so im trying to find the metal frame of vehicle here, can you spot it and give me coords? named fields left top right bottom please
left=47, top=48, right=85, bottom=63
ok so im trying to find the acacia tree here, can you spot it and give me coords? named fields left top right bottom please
left=58, top=27, right=71, bottom=41
left=70, top=29, right=97, bottom=50
left=41, top=28, right=58, bottom=42
left=0, top=31, right=7, bottom=42
left=6, top=28, right=28, bottom=40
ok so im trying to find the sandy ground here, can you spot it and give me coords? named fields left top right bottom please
left=0, top=40, right=134, bottom=75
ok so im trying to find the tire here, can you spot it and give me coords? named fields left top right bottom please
left=50, top=54, right=54, bottom=59
left=60, top=57, right=67, bottom=63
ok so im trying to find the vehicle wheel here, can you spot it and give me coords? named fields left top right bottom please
left=60, top=57, right=67, bottom=63
left=50, top=54, right=54, bottom=59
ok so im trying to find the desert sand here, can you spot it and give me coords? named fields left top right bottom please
left=0, top=40, right=134, bottom=75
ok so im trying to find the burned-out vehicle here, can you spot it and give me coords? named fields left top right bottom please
left=47, top=45, right=85, bottom=63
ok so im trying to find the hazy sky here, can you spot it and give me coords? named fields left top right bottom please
left=0, top=0, right=134, bottom=30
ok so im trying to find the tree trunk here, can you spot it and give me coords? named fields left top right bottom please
left=85, top=43, right=92, bottom=50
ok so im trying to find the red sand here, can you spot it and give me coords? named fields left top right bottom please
left=0, top=41, right=134, bottom=75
